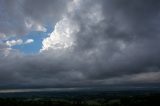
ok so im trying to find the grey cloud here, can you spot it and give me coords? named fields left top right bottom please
left=0, top=0, right=69, bottom=37
left=101, top=0, right=160, bottom=38
left=67, top=0, right=160, bottom=82
left=0, top=0, right=160, bottom=88
left=22, top=0, right=68, bottom=23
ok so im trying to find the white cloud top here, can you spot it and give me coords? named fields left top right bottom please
left=41, top=18, right=79, bottom=51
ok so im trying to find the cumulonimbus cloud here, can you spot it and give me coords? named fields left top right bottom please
left=0, top=0, right=160, bottom=89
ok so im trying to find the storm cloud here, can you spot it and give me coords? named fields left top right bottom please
left=0, top=0, right=160, bottom=89
left=0, top=0, right=68, bottom=37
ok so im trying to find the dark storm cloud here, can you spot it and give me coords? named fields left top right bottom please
left=0, top=0, right=160, bottom=88
left=101, top=0, right=160, bottom=38
left=67, top=0, right=160, bottom=84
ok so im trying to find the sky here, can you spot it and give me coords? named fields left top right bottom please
left=0, top=0, right=160, bottom=89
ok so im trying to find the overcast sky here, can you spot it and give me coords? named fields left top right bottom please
left=0, top=0, right=160, bottom=89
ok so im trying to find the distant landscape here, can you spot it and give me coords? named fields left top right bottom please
left=0, top=89, right=160, bottom=106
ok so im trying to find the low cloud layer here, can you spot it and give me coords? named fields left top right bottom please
left=0, top=0, right=160, bottom=89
